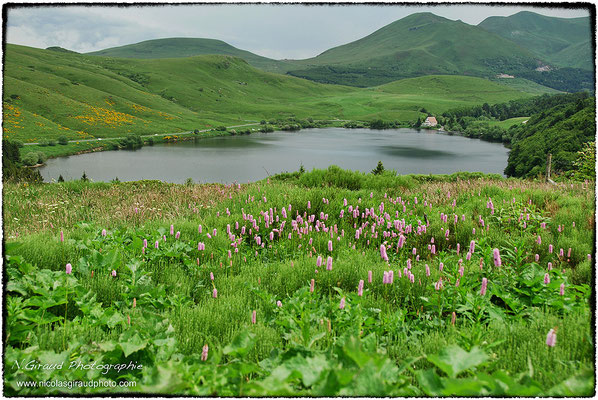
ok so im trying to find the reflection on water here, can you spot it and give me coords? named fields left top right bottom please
left=40, top=128, right=509, bottom=183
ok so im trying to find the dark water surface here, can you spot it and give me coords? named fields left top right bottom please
left=39, top=128, right=509, bottom=183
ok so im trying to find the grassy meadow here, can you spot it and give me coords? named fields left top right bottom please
left=3, top=168, right=594, bottom=395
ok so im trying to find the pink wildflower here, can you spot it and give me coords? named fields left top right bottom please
left=65, top=263, right=72, bottom=274
left=380, top=244, right=388, bottom=261
left=493, top=248, right=502, bottom=267
left=546, top=328, right=557, bottom=347
left=480, top=277, right=488, bottom=296
left=201, top=344, right=209, bottom=361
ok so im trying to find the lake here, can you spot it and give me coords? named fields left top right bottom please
left=39, top=128, right=509, bottom=183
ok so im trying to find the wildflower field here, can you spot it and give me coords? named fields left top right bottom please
left=3, top=168, right=595, bottom=396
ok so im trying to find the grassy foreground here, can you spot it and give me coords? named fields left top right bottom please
left=3, top=169, right=595, bottom=395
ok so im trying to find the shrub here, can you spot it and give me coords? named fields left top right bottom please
left=22, top=153, right=39, bottom=166
left=57, top=136, right=68, bottom=145
left=36, top=152, right=47, bottom=163
left=48, top=140, right=56, bottom=146
left=38, top=139, right=49, bottom=147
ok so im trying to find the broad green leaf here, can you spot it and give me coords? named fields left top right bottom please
left=426, top=345, right=488, bottom=378
left=223, top=331, right=256, bottom=358
left=119, top=333, right=148, bottom=357
left=547, top=368, right=595, bottom=396
left=106, top=311, right=125, bottom=329
left=282, top=354, right=329, bottom=387
left=416, top=369, right=444, bottom=396
left=442, top=377, right=487, bottom=396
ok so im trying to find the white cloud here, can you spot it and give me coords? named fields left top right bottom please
left=4, top=3, right=592, bottom=59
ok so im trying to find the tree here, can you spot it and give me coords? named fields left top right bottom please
left=3, top=140, right=21, bottom=164
left=58, top=136, right=68, bottom=145
left=371, top=161, right=385, bottom=175
left=81, top=171, right=89, bottom=182
left=572, top=141, right=596, bottom=181
left=413, top=117, right=422, bottom=128
left=58, top=175, right=65, bottom=182
left=22, top=153, right=39, bottom=166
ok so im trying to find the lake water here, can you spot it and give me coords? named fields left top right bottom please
left=39, top=128, right=509, bottom=183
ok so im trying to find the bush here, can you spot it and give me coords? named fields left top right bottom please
left=118, top=134, right=143, bottom=150
left=48, top=140, right=56, bottom=146
left=58, top=136, right=68, bottom=145
left=38, top=139, right=49, bottom=147
left=36, top=152, right=47, bottom=164
left=22, top=153, right=39, bottom=166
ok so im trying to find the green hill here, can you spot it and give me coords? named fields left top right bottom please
left=86, top=37, right=292, bottom=73
left=4, top=44, right=537, bottom=149
left=505, top=96, right=595, bottom=177
left=284, top=12, right=542, bottom=87
left=478, top=11, right=593, bottom=70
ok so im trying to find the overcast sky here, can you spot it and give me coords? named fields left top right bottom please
left=5, top=2, right=592, bottom=59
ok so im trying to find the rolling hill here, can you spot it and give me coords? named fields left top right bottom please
left=284, top=12, right=543, bottom=86
left=87, top=37, right=292, bottom=73
left=478, top=11, right=593, bottom=70
left=84, top=12, right=590, bottom=91
left=3, top=44, right=538, bottom=147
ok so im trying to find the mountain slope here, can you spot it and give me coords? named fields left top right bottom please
left=87, top=37, right=292, bottom=73
left=285, top=12, right=542, bottom=87
left=4, top=44, right=536, bottom=146
left=478, top=11, right=593, bottom=70
left=505, top=96, right=595, bottom=177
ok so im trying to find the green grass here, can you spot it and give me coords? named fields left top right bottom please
left=4, top=44, right=537, bottom=155
left=3, top=171, right=594, bottom=395
left=479, top=11, right=592, bottom=70
left=86, top=37, right=293, bottom=73
left=486, top=116, right=529, bottom=129
left=285, top=12, right=542, bottom=86
left=490, top=77, right=562, bottom=95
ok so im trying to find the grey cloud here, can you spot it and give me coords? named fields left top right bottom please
left=5, top=4, right=591, bottom=59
